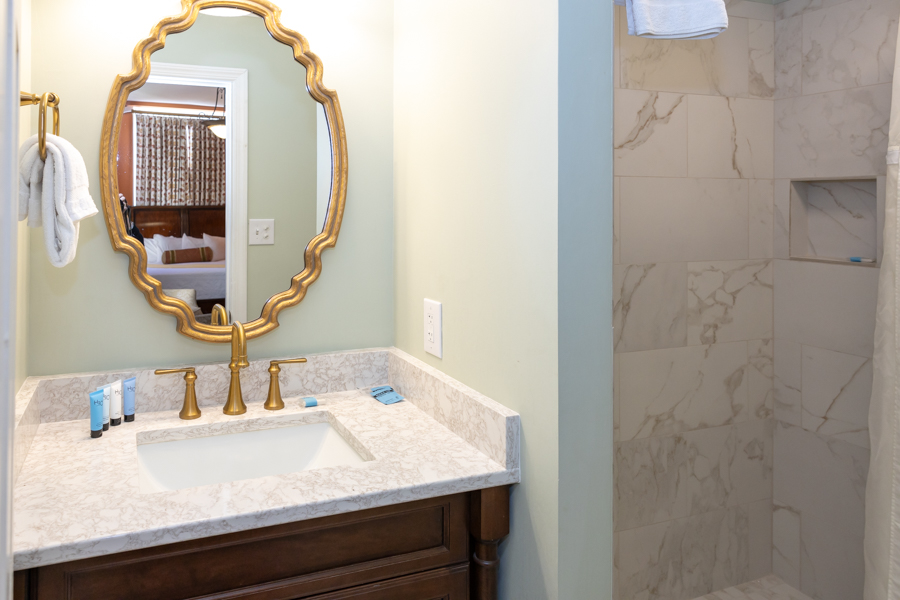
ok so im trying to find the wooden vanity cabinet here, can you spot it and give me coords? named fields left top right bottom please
left=13, top=487, right=509, bottom=600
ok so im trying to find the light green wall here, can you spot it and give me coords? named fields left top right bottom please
left=153, top=13, right=319, bottom=318
left=393, top=2, right=560, bottom=597
left=27, top=0, right=393, bottom=376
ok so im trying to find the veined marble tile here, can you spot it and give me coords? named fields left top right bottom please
left=615, top=421, right=772, bottom=530
left=619, top=13, right=750, bottom=97
left=620, top=178, right=749, bottom=264
left=748, top=500, right=773, bottom=581
left=615, top=357, right=621, bottom=443
left=614, top=6, right=622, bottom=90
left=725, top=0, right=776, bottom=21
left=776, top=0, right=852, bottom=20
left=615, top=89, right=688, bottom=177
left=750, top=180, right=774, bottom=260
left=801, top=345, right=872, bottom=448
left=774, top=259, right=879, bottom=357
left=774, top=180, right=791, bottom=259
left=615, top=433, right=692, bottom=530
left=687, top=260, right=773, bottom=346
left=687, top=420, right=773, bottom=515
left=772, top=503, right=802, bottom=589
left=748, top=339, right=774, bottom=420
left=774, top=421, right=869, bottom=600
left=801, top=0, right=899, bottom=96
left=688, top=96, right=774, bottom=180
left=692, top=574, right=814, bottom=600
left=618, top=506, right=750, bottom=600
left=775, top=16, right=802, bottom=98
left=614, top=177, right=621, bottom=264
left=774, top=83, right=892, bottom=179
left=614, top=263, right=688, bottom=353
left=774, top=339, right=802, bottom=426
left=749, top=20, right=775, bottom=98
left=805, top=180, right=877, bottom=261
left=618, top=342, right=749, bottom=441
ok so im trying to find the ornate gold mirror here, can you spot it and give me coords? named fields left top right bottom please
left=100, top=0, right=347, bottom=342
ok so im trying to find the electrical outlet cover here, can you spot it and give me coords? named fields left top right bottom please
left=424, top=299, right=442, bottom=358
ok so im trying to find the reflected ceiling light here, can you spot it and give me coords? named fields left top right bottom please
left=206, top=121, right=227, bottom=139
left=199, top=88, right=227, bottom=139
left=200, top=7, right=252, bottom=17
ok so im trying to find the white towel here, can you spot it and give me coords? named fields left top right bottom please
left=18, top=133, right=98, bottom=268
left=624, top=0, right=728, bottom=40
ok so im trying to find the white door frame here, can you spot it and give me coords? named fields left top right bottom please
left=1, top=0, right=17, bottom=595
left=146, top=63, right=249, bottom=323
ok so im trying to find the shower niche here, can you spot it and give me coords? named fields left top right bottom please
left=789, top=177, right=885, bottom=265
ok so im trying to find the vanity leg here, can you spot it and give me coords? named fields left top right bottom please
left=470, top=486, right=510, bottom=600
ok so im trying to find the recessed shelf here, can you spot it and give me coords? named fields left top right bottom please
left=789, top=177, right=884, bottom=266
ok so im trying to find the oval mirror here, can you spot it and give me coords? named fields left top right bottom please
left=100, top=0, right=347, bottom=343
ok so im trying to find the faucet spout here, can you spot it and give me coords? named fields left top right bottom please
left=223, top=321, right=248, bottom=415
left=210, top=304, right=228, bottom=327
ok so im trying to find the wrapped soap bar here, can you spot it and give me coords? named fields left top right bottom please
left=370, top=386, right=404, bottom=405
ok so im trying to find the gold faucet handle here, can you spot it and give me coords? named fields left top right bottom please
left=265, top=358, right=308, bottom=411
left=154, top=368, right=201, bottom=420
left=270, top=358, right=308, bottom=367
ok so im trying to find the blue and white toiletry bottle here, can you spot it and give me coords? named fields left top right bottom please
left=97, top=384, right=110, bottom=431
left=89, top=390, right=104, bottom=438
left=123, top=377, right=136, bottom=422
left=110, top=380, right=123, bottom=426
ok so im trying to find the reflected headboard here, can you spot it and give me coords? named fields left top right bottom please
left=132, top=206, right=225, bottom=239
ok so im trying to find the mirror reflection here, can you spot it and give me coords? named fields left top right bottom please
left=116, top=9, right=331, bottom=325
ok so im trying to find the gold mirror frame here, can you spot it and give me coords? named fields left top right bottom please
left=99, top=0, right=348, bottom=343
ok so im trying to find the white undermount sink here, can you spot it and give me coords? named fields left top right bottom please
left=136, top=417, right=367, bottom=493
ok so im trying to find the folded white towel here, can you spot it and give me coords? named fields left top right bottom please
left=625, top=0, right=728, bottom=40
left=18, top=133, right=98, bottom=267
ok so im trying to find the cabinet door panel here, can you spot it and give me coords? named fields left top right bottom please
left=301, top=565, right=468, bottom=600
left=25, top=495, right=469, bottom=600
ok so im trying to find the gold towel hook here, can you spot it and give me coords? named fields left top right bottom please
left=20, top=91, right=60, bottom=161
left=38, top=93, right=60, bottom=162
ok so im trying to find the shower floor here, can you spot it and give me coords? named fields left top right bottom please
left=691, top=575, right=814, bottom=600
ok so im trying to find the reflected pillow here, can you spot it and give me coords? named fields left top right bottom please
left=153, top=234, right=183, bottom=252
left=203, top=233, right=226, bottom=262
left=163, top=288, right=203, bottom=316
left=161, top=247, right=214, bottom=264
left=144, top=238, right=162, bottom=264
left=182, top=235, right=205, bottom=249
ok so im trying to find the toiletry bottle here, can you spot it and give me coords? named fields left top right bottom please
left=123, top=377, right=136, bottom=422
left=89, top=390, right=104, bottom=438
left=110, top=380, right=123, bottom=426
left=97, top=385, right=110, bottom=431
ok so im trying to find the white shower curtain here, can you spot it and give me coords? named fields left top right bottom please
left=864, top=31, right=900, bottom=600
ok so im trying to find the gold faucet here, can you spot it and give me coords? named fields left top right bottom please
left=223, top=321, right=249, bottom=415
left=210, top=303, right=228, bottom=326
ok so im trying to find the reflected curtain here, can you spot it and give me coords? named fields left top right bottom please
left=133, top=114, right=225, bottom=207
left=864, top=28, right=900, bottom=600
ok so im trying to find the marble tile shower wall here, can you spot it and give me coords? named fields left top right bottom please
left=770, top=1, right=897, bottom=599
left=613, top=4, right=777, bottom=598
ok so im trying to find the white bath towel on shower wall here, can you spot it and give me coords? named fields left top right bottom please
left=864, top=22, right=900, bottom=600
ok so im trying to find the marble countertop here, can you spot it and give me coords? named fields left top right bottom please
left=14, top=385, right=519, bottom=570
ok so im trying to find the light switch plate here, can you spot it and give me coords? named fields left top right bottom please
left=249, top=219, right=275, bottom=245
left=424, top=299, right=442, bottom=358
